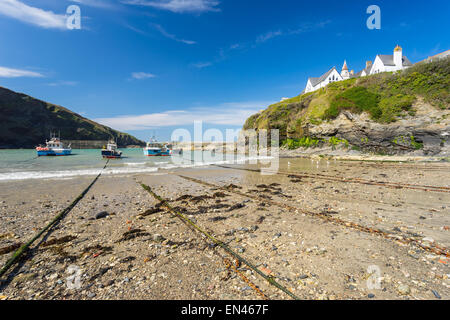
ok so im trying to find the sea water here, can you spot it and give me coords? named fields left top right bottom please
left=0, top=149, right=272, bottom=181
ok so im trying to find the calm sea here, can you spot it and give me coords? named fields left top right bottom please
left=0, top=149, right=268, bottom=182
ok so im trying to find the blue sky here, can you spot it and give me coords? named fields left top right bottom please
left=0, top=0, right=449, bottom=141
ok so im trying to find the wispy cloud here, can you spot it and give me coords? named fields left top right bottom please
left=124, top=23, right=148, bottom=35
left=122, top=0, right=220, bottom=14
left=256, top=30, right=282, bottom=43
left=190, top=62, right=212, bottom=68
left=0, top=0, right=66, bottom=29
left=131, top=72, right=157, bottom=79
left=255, top=20, right=332, bottom=44
left=69, top=0, right=116, bottom=9
left=94, top=101, right=272, bottom=130
left=153, top=24, right=196, bottom=44
left=191, top=20, right=332, bottom=68
left=0, top=66, right=44, bottom=78
left=47, top=80, right=78, bottom=86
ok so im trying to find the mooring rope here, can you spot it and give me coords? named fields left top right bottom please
left=223, top=257, right=269, bottom=300
left=0, top=160, right=110, bottom=279
left=139, top=182, right=300, bottom=300
left=10, top=155, right=40, bottom=164
left=177, top=153, right=449, bottom=193
left=214, top=165, right=450, bottom=193
left=178, top=174, right=450, bottom=258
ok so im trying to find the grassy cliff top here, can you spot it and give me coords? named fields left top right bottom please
left=243, top=57, right=450, bottom=139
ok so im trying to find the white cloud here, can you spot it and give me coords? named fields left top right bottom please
left=254, top=21, right=331, bottom=44
left=123, top=0, right=220, bottom=13
left=124, top=23, right=148, bottom=35
left=153, top=24, right=196, bottom=45
left=256, top=30, right=282, bottom=43
left=194, top=20, right=332, bottom=68
left=69, top=0, right=115, bottom=9
left=190, top=62, right=212, bottom=68
left=131, top=72, right=156, bottom=79
left=47, top=80, right=78, bottom=86
left=0, top=66, right=44, bottom=78
left=0, top=0, right=66, bottom=29
left=94, top=101, right=272, bottom=130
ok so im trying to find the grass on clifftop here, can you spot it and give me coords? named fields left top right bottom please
left=243, top=56, right=450, bottom=140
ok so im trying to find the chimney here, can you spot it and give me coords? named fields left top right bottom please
left=366, top=61, right=372, bottom=69
left=394, top=45, right=403, bottom=68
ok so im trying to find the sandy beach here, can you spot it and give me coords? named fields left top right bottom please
left=0, top=157, right=449, bottom=300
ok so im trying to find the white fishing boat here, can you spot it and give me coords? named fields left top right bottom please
left=36, top=133, right=72, bottom=156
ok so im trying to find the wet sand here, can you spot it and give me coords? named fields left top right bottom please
left=0, top=158, right=449, bottom=300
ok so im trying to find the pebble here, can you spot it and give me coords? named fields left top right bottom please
left=422, top=237, right=435, bottom=243
left=153, top=234, right=166, bottom=242
left=397, top=284, right=411, bottom=295
left=368, top=293, right=375, bottom=298
left=95, top=211, right=109, bottom=219
left=235, top=246, right=245, bottom=253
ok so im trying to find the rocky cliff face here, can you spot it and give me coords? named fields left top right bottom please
left=243, top=57, right=450, bottom=156
left=306, top=100, right=449, bottom=156
left=0, top=86, right=145, bottom=148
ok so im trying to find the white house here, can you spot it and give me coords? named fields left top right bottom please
left=303, top=62, right=349, bottom=94
left=369, top=45, right=412, bottom=74
left=302, top=45, right=412, bottom=94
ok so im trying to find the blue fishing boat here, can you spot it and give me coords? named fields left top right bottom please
left=36, top=133, right=72, bottom=156
left=143, top=137, right=171, bottom=157
left=101, top=140, right=122, bottom=159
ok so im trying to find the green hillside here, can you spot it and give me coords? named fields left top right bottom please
left=0, top=86, right=145, bottom=148
left=244, top=57, right=450, bottom=147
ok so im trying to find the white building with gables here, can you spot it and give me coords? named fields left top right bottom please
left=303, top=45, right=412, bottom=94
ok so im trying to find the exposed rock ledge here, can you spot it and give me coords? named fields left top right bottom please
left=303, top=100, right=449, bottom=156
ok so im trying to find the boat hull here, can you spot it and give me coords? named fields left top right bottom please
left=36, top=148, right=71, bottom=156
left=143, top=148, right=171, bottom=156
left=101, top=150, right=122, bottom=159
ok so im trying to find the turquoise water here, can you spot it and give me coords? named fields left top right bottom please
left=0, top=149, right=264, bottom=181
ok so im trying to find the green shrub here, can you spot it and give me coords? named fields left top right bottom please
left=377, top=94, right=416, bottom=123
left=327, top=136, right=349, bottom=149
left=323, top=87, right=380, bottom=120
left=410, top=135, right=423, bottom=150
left=283, top=137, right=321, bottom=149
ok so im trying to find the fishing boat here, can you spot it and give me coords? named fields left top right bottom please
left=143, top=137, right=171, bottom=156
left=36, top=133, right=72, bottom=156
left=101, top=140, right=122, bottom=159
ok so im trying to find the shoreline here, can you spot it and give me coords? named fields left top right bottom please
left=0, top=158, right=449, bottom=300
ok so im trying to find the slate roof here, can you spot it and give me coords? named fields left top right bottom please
left=377, top=54, right=412, bottom=67
left=308, top=67, right=338, bottom=87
